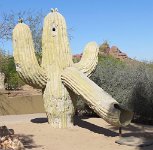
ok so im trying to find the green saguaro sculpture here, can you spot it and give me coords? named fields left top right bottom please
left=13, top=9, right=133, bottom=128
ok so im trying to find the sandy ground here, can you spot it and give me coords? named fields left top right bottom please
left=0, top=113, right=153, bottom=150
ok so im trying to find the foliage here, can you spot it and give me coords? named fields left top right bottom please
left=0, top=10, right=44, bottom=53
left=3, top=56, right=25, bottom=90
left=90, top=55, right=153, bottom=120
left=99, top=41, right=110, bottom=53
left=76, top=55, right=153, bottom=121
left=0, top=49, right=8, bottom=73
left=0, top=10, right=43, bottom=89
left=73, top=56, right=80, bottom=63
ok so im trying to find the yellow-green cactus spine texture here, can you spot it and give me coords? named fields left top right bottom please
left=73, top=42, right=99, bottom=76
left=42, top=10, right=73, bottom=70
left=13, top=23, right=47, bottom=88
left=61, top=67, right=133, bottom=127
left=41, top=10, right=75, bottom=128
left=43, top=61, right=74, bottom=128
left=13, top=8, right=133, bottom=128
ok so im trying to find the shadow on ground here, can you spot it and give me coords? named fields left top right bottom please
left=30, top=116, right=153, bottom=149
left=110, top=123, right=153, bottom=148
left=74, top=117, right=118, bottom=137
left=0, top=126, right=42, bottom=149
left=31, top=116, right=118, bottom=137
left=110, top=124, right=153, bottom=138
left=74, top=117, right=153, bottom=148
left=16, top=134, right=42, bottom=149
left=31, top=117, right=48, bottom=123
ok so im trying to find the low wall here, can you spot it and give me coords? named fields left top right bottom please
left=0, top=94, right=45, bottom=115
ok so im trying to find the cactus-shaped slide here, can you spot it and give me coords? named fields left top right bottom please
left=13, top=9, right=133, bottom=128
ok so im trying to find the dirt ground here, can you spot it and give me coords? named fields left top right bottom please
left=1, top=113, right=153, bottom=150
left=6, top=85, right=42, bottom=97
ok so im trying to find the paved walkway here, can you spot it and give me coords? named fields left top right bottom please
left=0, top=113, right=46, bottom=125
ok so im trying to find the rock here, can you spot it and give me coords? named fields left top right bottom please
left=109, top=46, right=128, bottom=61
left=0, top=126, right=25, bottom=150
left=0, top=72, right=5, bottom=90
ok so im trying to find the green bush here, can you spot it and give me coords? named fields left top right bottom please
left=4, top=56, right=25, bottom=90
left=76, top=56, right=126, bottom=117
left=90, top=55, right=153, bottom=120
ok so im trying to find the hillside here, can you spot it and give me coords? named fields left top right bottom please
left=99, top=43, right=133, bottom=62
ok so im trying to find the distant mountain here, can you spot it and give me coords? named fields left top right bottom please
left=99, top=42, right=129, bottom=61
left=73, top=43, right=137, bottom=63
left=99, top=42, right=139, bottom=64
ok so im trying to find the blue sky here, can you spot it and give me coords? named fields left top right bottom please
left=0, top=0, right=153, bottom=61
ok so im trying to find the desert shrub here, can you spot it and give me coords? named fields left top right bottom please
left=75, top=96, right=99, bottom=117
left=4, top=56, right=25, bottom=90
left=76, top=56, right=126, bottom=117
left=73, top=57, right=80, bottom=63
left=76, top=55, right=153, bottom=121
left=90, top=55, right=153, bottom=120
left=99, top=41, right=110, bottom=53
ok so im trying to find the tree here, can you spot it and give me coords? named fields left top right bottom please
left=0, top=10, right=44, bottom=89
left=99, top=41, right=110, bottom=54
left=0, top=10, right=44, bottom=53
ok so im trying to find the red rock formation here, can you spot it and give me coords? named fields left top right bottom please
left=73, top=45, right=130, bottom=62
left=109, top=46, right=128, bottom=61
left=73, top=53, right=82, bottom=60
left=73, top=53, right=82, bottom=63
left=99, top=43, right=130, bottom=61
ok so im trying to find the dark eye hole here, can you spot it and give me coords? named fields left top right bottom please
left=52, top=28, right=56, bottom=31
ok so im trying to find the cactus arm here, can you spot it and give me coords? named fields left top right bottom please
left=73, top=42, right=99, bottom=77
left=61, top=67, right=133, bottom=127
left=13, top=23, right=47, bottom=88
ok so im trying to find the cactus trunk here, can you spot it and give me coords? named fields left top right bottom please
left=43, top=63, right=74, bottom=128
left=43, top=86, right=74, bottom=128
left=13, top=9, right=133, bottom=128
